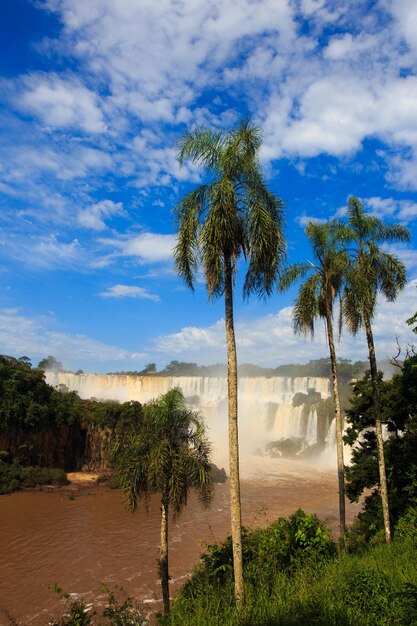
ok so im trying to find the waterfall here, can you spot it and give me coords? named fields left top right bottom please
left=46, top=372, right=332, bottom=466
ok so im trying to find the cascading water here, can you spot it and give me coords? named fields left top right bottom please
left=46, top=372, right=333, bottom=468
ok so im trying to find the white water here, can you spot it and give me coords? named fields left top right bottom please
left=46, top=373, right=332, bottom=470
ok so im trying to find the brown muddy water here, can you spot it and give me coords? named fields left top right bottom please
left=0, top=460, right=361, bottom=625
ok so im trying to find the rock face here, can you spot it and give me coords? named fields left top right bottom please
left=46, top=373, right=333, bottom=465
left=0, top=424, right=86, bottom=471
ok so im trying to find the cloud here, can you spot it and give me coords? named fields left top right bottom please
left=100, top=232, right=176, bottom=263
left=362, top=196, right=417, bottom=222
left=0, top=307, right=146, bottom=368
left=382, top=243, right=417, bottom=270
left=4, top=0, right=417, bottom=196
left=152, top=280, right=417, bottom=366
left=77, top=200, right=126, bottom=231
left=384, top=0, right=417, bottom=55
left=0, top=234, right=84, bottom=270
left=99, top=284, right=160, bottom=301
left=16, top=74, right=106, bottom=133
left=295, top=214, right=327, bottom=228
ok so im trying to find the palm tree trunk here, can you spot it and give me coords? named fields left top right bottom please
left=160, top=498, right=170, bottom=613
left=325, top=306, right=346, bottom=549
left=224, top=254, right=244, bottom=608
left=363, top=313, right=392, bottom=544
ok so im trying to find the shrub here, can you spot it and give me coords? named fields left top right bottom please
left=178, top=510, right=336, bottom=601
left=395, top=505, right=417, bottom=544
left=49, top=584, right=146, bottom=626
left=0, top=456, right=68, bottom=493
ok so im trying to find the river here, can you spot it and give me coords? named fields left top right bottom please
left=0, top=459, right=360, bottom=625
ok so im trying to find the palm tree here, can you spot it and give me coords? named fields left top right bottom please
left=341, top=197, right=410, bottom=544
left=174, top=119, right=286, bottom=606
left=112, top=387, right=213, bottom=614
left=279, top=221, right=348, bottom=548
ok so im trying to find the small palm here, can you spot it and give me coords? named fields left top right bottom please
left=113, top=388, right=213, bottom=613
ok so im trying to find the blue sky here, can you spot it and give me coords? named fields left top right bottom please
left=0, top=0, right=416, bottom=372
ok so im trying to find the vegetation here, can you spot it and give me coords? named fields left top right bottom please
left=38, top=355, right=65, bottom=372
left=0, top=452, right=68, bottom=494
left=111, top=388, right=213, bottom=614
left=160, top=508, right=417, bottom=626
left=174, top=118, right=286, bottom=606
left=345, top=353, right=417, bottom=547
left=108, top=357, right=385, bottom=380
left=279, top=221, right=349, bottom=547
left=340, top=196, right=410, bottom=543
left=0, top=354, right=144, bottom=488
left=49, top=584, right=146, bottom=625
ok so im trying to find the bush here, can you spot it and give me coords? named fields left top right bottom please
left=48, top=584, right=146, bottom=625
left=395, top=505, right=417, bottom=544
left=0, top=455, right=68, bottom=493
left=178, top=510, right=336, bottom=602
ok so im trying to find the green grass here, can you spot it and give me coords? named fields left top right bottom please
left=162, top=512, right=417, bottom=626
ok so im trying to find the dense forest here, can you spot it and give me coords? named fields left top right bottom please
left=106, top=357, right=397, bottom=379
left=0, top=354, right=143, bottom=493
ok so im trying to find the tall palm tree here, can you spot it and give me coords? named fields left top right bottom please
left=174, top=119, right=286, bottom=606
left=341, top=197, right=410, bottom=544
left=112, top=388, right=213, bottom=614
left=279, top=221, right=348, bottom=548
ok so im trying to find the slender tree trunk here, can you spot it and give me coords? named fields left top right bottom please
left=224, top=255, right=244, bottom=608
left=325, top=306, right=346, bottom=549
left=364, top=314, right=392, bottom=544
left=160, top=498, right=170, bottom=613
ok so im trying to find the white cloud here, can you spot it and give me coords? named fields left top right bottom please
left=3, top=0, right=417, bottom=193
left=1, top=142, right=113, bottom=186
left=0, top=234, right=84, bottom=269
left=100, top=232, right=176, bottom=263
left=99, top=284, right=160, bottom=301
left=77, top=200, right=126, bottom=231
left=363, top=196, right=417, bottom=222
left=152, top=280, right=417, bottom=366
left=384, top=0, right=417, bottom=56
left=17, top=74, right=106, bottom=133
left=0, top=308, right=146, bottom=368
left=295, top=214, right=327, bottom=228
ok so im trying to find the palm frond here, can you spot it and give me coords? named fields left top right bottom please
left=342, top=196, right=409, bottom=328
left=243, top=183, right=286, bottom=298
left=376, top=252, right=407, bottom=301
left=175, top=119, right=286, bottom=302
left=173, top=187, right=207, bottom=289
left=293, top=274, right=320, bottom=336
left=177, top=126, right=224, bottom=173
left=277, top=263, right=312, bottom=292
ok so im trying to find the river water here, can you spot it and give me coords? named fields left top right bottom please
left=0, top=460, right=360, bottom=625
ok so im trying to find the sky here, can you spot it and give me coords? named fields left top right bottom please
left=0, top=0, right=416, bottom=373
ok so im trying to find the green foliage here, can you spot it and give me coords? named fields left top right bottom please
left=38, top=355, right=64, bottom=372
left=341, top=197, right=410, bottom=336
left=344, top=355, right=417, bottom=544
left=0, top=354, right=80, bottom=433
left=0, top=455, right=68, bottom=493
left=395, top=506, right=417, bottom=544
left=178, top=510, right=336, bottom=603
left=49, top=584, right=146, bottom=625
left=112, top=388, right=213, bottom=514
left=279, top=220, right=349, bottom=337
left=407, top=310, right=417, bottom=333
left=174, top=118, right=286, bottom=301
left=163, top=530, right=417, bottom=626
